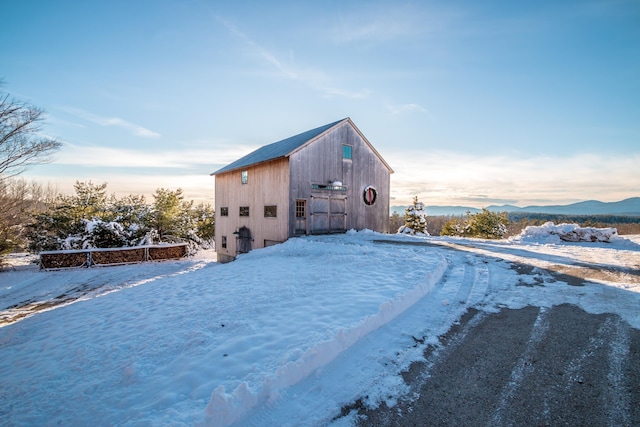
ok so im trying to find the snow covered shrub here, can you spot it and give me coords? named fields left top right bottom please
left=441, top=208, right=509, bottom=239
left=25, top=182, right=215, bottom=253
left=465, top=208, right=509, bottom=239
left=83, top=219, right=127, bottom=249
left=440, top=218, right=465, bottom=237
left=398, top=196, right=429, bottom=236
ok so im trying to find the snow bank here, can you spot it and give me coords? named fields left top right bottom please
left=204, top=248, right=447, bottom=426
left=512, top=222, right=624, bottom=244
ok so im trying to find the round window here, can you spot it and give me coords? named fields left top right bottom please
left=363, top=186, right=377, bottom=206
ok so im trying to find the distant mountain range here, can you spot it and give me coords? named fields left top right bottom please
left=390, top=197, right=640, bottom=217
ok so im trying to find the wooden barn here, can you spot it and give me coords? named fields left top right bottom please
left=211, top=117, right=393, bottom=262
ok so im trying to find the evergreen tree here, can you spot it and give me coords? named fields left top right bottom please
left=67, top=181, right=108, bottom=222
left=192, top=202, right=215, bottom=244
left=147, top=188, right=192, bottom=242
left=398, top=196, right=429, bottom=235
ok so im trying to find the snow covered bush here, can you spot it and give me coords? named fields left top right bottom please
left=83, top=219, right=127, bottom=249
left=440, top=219, right=465, bottom=237
left=398, top=196, right=429, bottom=236
left=466, top=208, right=509, bottom=239
left=441, top=208, right=509, bottom=239
left=26, top=182, right=215, bottom=253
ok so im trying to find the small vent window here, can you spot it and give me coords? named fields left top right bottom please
left=221, top=236, right=227, bottom=249
left=264, top=205, right=277, bottom=218
left=239, top=206, right=249, bottom=216
left=220, top=207, right=229, bottom=217
left=241, top=170, right=248, bottom=184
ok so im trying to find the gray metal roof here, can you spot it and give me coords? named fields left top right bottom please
left=212, top=118, right=347, bottom=175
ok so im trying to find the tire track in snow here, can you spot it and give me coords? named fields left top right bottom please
left=489, top=306, right=550, bottom=427
left=540, top=315, right=625, bottom=425
left=437, top=253, right=490, bottom=332
left=604, top=317, right=632, bottom=427
left=390, top=251, right=492, bottom=395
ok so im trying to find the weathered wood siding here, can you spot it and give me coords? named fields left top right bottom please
left=288, top=121, right=390, bottom=235
left=215, top=158, right=290, bottom=259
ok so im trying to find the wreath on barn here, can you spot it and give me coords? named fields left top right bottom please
left=363, top=185, right=377, bottom=206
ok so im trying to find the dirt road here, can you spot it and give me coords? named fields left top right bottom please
left=350, top=303, right=640, bottom=426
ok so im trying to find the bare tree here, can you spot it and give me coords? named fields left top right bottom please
left=0, top=83, right=62, bottom=178
left=0, top=178, right=57, bottom=259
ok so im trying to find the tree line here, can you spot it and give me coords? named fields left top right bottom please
left=390, top=206, right=640, bottom=237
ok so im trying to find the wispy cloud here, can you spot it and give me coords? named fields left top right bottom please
left=216, top=17, right=370, bottom=99
left=327, top=4, right=455, bottom=44
left=218, top=18, right=298, bottom=80
left=323, top=87, right=372, bottom=100
left=98, top=117, right=160, bottom=138
left=58, top=106, right=161, bottom=138
left=386, top=103, right=430, bottom=115
left=330, top=13, right=422, bottom=43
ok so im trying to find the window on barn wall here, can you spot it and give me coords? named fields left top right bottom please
left=311, top=183, right=347, bottom=191
left=221, top=236, right=227, bottom=248
left=239, top=206, right=249, bottom=216
left=342, top=144, right=352, bottom=160
left=241, top=170, right=248, bottom=184
left=296, top=200, right=305, bottom=218
left=264, top=205, right=277, bottom=217
left=220, top=207, right=228, bottom=216
left=295, top=199, right=306, bottom=235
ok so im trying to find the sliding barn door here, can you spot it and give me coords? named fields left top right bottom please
left=310, top=193, right=346, bottom=234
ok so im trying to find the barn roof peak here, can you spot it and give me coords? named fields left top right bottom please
left=211, top=118, right=349, bottom=175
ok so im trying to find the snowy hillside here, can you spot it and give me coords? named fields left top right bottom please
left=1, top=230, right=639, bottom=426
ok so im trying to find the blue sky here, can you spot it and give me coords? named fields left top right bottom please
left=2, top=0, right=638, bottom=207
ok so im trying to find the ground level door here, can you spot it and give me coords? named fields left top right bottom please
left=310, top=193, right=346, bottom=234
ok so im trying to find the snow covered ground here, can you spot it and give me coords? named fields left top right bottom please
left=1, top=229, right=639, bottom=426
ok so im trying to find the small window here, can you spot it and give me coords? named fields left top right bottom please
left=295, top=200, right=306, bottom=218
left=342, top=144, right=352, bottom=160
left=241, top=170, right=248, bottom=184
left=264, top=205, right=277, bottom=218
left=239, top=206, right=249, bottom=216
left=221, top=236, right=227, bottom=249
left=220, top=207, right=228, bottom=217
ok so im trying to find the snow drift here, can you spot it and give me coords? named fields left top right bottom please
left=512, top=222, right=623, bottom=244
